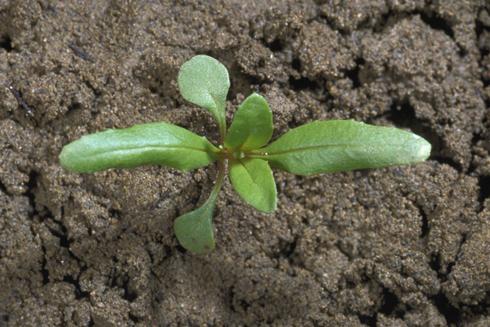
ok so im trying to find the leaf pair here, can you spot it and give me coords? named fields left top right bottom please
left=59, top=54, right=432, bottom=254
left=178, top=55, right=277, bottom=212
left=174, top=56, right=278, bottom=253
left=225, top=93, right=277, bottom=213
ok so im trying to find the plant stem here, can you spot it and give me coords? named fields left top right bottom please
left=208, top=158, right=226, bottom=203
left=211, top=97, right=227, bottom=143
left=218, top=113, right=227, bottom=144
left=219, top=122, right=227, bottom=144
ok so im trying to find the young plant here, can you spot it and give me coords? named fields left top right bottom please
left=60, top=55, right=431, bottom=254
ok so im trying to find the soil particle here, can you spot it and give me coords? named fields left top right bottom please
left=1, top=0, right=490, bottom=326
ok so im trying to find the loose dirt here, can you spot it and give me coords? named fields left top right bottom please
left=1, top=1, right=489, bottom=326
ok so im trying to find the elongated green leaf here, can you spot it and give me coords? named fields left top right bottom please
left=224, top=93, right=273, bottom=151
left=178, top=55, right=230, bottom=130
left=229, top=158, right=277, bottom=213
left=59, top=122, right=218, bottom=173
left=174, top=193, right=216, bottom=254
left=258, top=120, right=431, bottom=176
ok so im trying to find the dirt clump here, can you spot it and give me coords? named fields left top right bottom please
left=1, top=1, right=489, bottom=326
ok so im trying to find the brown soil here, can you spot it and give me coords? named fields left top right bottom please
left=1, top=1, right=490, bottom=326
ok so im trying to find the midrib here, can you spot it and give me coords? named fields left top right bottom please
left=88, top=145, right=210, bottom=157
left=264, top=143, right=403, bottom=156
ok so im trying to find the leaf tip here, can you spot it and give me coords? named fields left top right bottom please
left=414, top=134, right=432, bottom=162
left=59, top=143, right=78, bottom=172
left=262, top=201, right=277, bottom=214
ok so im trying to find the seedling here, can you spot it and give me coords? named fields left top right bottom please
left=60, top=55, right=431, bottom=254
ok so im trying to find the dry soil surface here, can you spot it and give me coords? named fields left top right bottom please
left=1, top=1, right=490, bottom=326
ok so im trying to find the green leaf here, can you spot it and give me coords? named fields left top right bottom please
left=178, top=55, right=230, bottom=130
left=174, top=193, right=217, bottom=254
left=224, top=93, right=273, bottom=151
left=59, top=122, right=218, bottom=173
left=259, top=120, right=431, bottom=176
left=229, top=158, right=277, bottom=213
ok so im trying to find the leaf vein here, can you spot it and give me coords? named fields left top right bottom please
left=87, top=145, right=211, bottom=157
left=238, top=159, right=263, bottom=192
left=263, top=143, right=405, bottom=156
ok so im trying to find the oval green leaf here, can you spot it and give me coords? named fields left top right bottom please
left=229, top=158, right=277, bottom=213
left=174, top=195, right=216, bottom=254
left=59, top=122, right=218, bottom=173
left=178, top=55, right=230, bottom=130
left=259, top=120, right=431, bottom=176
left=224, top=93, right=273, bottom=151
